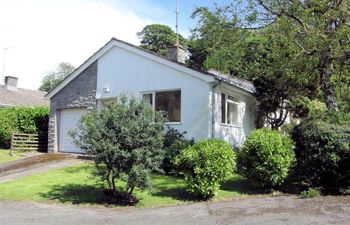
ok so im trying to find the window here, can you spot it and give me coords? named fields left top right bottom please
left=143, top=90, right=181, bottom=122
left=221, top=93, right=239, bottom=125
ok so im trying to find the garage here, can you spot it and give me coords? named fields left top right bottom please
left=58, top=108, right=87, bottom=153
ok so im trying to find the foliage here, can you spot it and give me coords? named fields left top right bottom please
left=161, top=127, right=194, bottom=174
left=190, top=1, right=350, bottom=115
left=190, top=5, right=317, bottom=129
left=300, top=188, right=320, bottom=199
left=0, top=107, right=49, bottom=148
left=71, top=95, right=166, bottom=202
left=175, top=139, right=236, bottom=199
left=237, top=128, right=295, bottom=189
left=189, top=5, right=249, bottom=74
left=39, top=62, right=75, bottom=92
left=291, top=118, right=350, bottom=194
left=137, top=24, right=188, bottom=56
left=251, top=0, right=350, bottom=111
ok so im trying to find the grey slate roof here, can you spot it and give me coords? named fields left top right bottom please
left=0, top=85, right=49, bottom=107
left=206, top=70, right=255, bottom=93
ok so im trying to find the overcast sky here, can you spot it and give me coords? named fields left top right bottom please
left=0, top=0, right=231, bottom=90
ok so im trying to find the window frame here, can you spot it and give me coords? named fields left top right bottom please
left=141, top=89, right=181, bottom=124
left=221, top=93, right=241, bottom=127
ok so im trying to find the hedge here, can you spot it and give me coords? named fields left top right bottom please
left=292, top=119, right=350, bottom=194
left=0, top=106, right=49, bottom=148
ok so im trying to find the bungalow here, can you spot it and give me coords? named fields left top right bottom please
left=45, top=38, right=257, bottom=153
left=0, top=76, right=48, bottom=108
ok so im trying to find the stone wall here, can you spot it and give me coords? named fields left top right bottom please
left=47, top=61, right=98, bottom=152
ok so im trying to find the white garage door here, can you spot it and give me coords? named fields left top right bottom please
left=59, top=108, right=87, bottom=153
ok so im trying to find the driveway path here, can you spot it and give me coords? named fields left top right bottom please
left=1, top=195, right=350, bottom=225
left=0, top=153, right=83, bottom=183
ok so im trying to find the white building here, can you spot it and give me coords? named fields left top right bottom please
left=46, top=38, right=257, bottom=153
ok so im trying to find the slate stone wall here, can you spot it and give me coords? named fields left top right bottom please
left=48, top=61, right=98, bottom=152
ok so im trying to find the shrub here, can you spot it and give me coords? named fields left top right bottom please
left=161, top=127, right=194, bottom=174
left=0, top=106, right=49, bottom=148
left=175, top=139, right=236, bottom=199
left=300, top=188, right=320, bottom=199
left=237, top=128, right=295, bottom=189
left=292, top=118, right=350, bottom=194
left=71, top=95, right=166, bottom=203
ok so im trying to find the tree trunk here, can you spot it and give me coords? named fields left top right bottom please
left=320, top=64, right=339, bottom=112
left=320, top=47, right=339, bottom=111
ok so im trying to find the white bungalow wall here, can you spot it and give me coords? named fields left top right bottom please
left=96, top=46, right=212, bottom=141
left=212, top=83, right=257, bottom=146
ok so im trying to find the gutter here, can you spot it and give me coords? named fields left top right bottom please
left=211, top=80, right=221, bottom=138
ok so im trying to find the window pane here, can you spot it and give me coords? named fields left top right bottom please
left=155, top=90, right=181, bottom=122
left=227, top=101, right=238, bottom=125
left=143, top=93, right=153, bottom=106
left=221, top=93, right=226, bottom=123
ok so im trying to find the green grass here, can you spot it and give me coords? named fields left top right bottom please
left=0, top=149, right=24, bottom=164
left=0, top=163, right=261, bottom=208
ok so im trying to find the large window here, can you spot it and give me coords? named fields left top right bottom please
left=221, top=93, right=239, bottom=125
left=143, top=90, right=181, bottom=122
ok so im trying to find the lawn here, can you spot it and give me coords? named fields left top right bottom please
left=0, top=163, right=262, bottom=208
left=0, top=149, right=24, bottom=164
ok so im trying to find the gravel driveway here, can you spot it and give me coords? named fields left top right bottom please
left=1, top=195, right=350, bottom=225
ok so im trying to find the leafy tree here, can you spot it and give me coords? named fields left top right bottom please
left=253, top=0, right=350, bottom=111
left=189, top=5, right=249, bottom=75
left=39, top=62, right=75, bottom=92
left=190, top=5, right=317, bottom=128
left=137, top=24, right=188, bottom=56
left=251, top=21, right=318, bottom=128
left=70, top=95, right=166, bottom=203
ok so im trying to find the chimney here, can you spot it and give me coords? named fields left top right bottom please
left=167, top=44, right=186, bottom=64
left=4, top=76, right=18, bottom=90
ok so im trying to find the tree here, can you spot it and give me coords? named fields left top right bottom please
left=189, top=6, right=248, bottom=75
left=70, top=95, right=166, bottom=203
left=253, top=0, right=350, bottom=111
left=250, top=21, right=318, bottom=128
left=190, top=5, right=317, bottom=128
left=137, top=24, right=188, bottom=56
left=39, top=62, right=75, bottom=92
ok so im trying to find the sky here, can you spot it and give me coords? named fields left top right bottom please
left=0, top=0, right=231, bottom=90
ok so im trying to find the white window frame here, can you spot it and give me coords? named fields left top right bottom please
left=141, top=89, right=181, bottom=124
left=221, top=93, right=241, bottom=127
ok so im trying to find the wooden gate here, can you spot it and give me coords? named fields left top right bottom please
left=11, top=133, right=47, bottom=152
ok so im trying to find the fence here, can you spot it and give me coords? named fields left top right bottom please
left=10, top=133, right=47, bottom=152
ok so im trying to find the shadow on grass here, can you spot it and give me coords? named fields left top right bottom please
left=151, top=186, right=200, bottom=202
left=220, top=176, right=264, bottom=195
left=39, top=184, right=138, bottom=206
left=152, top=175, right=264, bottom=201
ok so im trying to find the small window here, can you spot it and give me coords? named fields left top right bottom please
left=221, top=93, right=239, bottom=125
left=142, top=90, right=181, bottom=122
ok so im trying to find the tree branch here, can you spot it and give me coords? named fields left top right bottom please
left=256, top=0, right=308, bottom=33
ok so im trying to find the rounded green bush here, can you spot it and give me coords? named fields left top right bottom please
left=292, top=118, right=350, bottom=194
left=175, top=139, right=236, bottom=199
left=238, top=128, right=295, bottom=189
